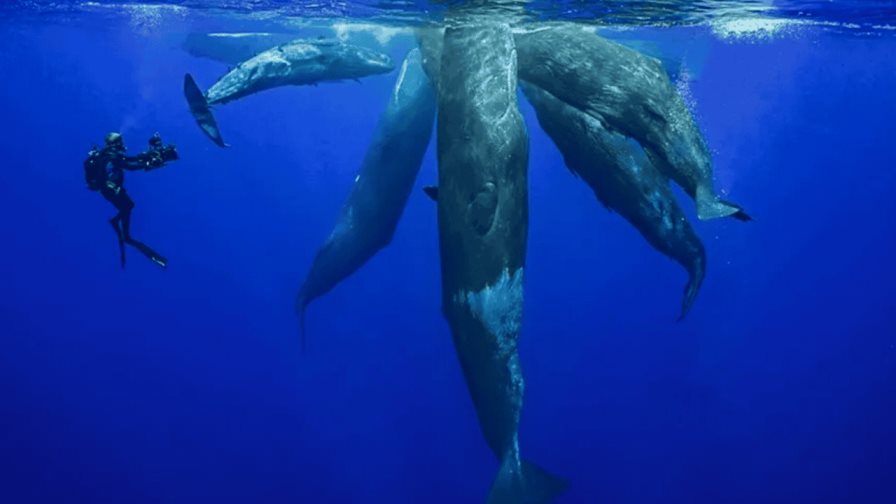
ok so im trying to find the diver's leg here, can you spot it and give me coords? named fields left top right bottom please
left=109, top=215, right=126, bottom=268
left=115, top=190, right=167, bottom=268
left=103, top=187, right=128, bottom=268
left=118, top=189, right=135, bottom=241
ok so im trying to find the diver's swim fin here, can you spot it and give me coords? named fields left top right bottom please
left=126, top=239, right=168, bottom=269
left=150, top=254, right=168, bottom=269
left=423, top=185, right=439, bottom=202
left=184, top=73, right=229, bottom=148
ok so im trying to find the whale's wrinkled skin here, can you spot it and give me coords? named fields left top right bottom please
left=182, top=32, right=302, bottom=65
left=204, top=39, right=393, bottom=104
left=415, top=27, right=444, bottom=85
left=522, top=82, right=706, bottom=319
left=182, top=28, right=706, bottom=83
left=436, top=21, right=567, bottom=504
left=296, top=49, right=437, bottom=350
left=184, top=39, right=394, bottom=147
left=515, top=25, right=748, bottom=221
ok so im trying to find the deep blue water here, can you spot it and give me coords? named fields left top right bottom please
left=1, top=2, right=896, bottom=503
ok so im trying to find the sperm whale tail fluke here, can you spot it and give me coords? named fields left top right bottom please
left=721, top=198, right=752, bottom=222
left=678, top=251, right=706, bottom=321
left=183, top=73, right=229, bottom=148
left=694, top=185, right=748, bottom=221
left=487, top=459, right=568, bottom=504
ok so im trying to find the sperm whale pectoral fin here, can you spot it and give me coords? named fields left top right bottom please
left=695, top=185, right=741, bottom=221
left=487, top=459, right=569, bottom=504
left=678, top=253, right=706, bottom=322
left=423, top=185, right=439, bottom=202
left=183, top=73, right=229, bottom=148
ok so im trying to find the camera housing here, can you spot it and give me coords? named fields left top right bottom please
left=146, top=134, right=179, bottom=165
left=156, top=144, right=179, bottom=162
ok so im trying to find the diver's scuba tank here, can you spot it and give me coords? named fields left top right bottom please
left=83, top=146, right=104, bottom=191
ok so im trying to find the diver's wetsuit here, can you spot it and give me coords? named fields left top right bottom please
left=94, top=145, right=169, bottom=269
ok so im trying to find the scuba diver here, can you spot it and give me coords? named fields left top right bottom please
left=84, top=132, right=179, bottom=269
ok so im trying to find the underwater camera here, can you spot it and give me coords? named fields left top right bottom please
left=154, top=144, right=179, bottom=163
left=146, top=133, right=179, bottom=165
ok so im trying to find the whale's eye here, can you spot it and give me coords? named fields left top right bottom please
left=468, top=182, right=498, bottom=236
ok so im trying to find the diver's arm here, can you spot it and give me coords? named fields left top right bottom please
left=119, top=151, right=163, bottom=171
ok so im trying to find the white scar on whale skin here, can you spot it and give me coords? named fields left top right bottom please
left=391, top=54, right=410, bottom=106
left=454, top=267, right=526, bottom=463
left=328, top=205, right=355, bottom=242
left=456, top=267, right=524, bottom=356
left=454, top=266, right=526, bottom=462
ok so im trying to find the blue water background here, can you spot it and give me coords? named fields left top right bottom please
left=1, top=5, right=895, bottom=503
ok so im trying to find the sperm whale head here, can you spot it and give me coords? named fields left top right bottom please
left=340, top=45, right=394, bottom=76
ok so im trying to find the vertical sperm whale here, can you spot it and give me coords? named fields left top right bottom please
left=522, top=82, right=706, bottom=319
left=437, top=20, right=567, bottom=504
left=515, top=25, right=749, bottom=221
left=296, top=49, right=437, bottom=349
